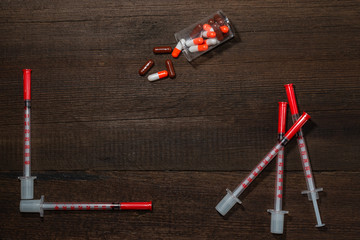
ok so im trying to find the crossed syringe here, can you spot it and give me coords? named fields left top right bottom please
left=216, top=84, right=325, bottom=233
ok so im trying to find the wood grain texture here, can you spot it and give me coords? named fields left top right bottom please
left=1, top=171, right=359, bottom=239
left=0, top=0, right=359, bottom=239
left=1, top=110, right=359, bottom=171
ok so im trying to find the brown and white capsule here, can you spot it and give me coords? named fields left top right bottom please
left=139, top=59, right=154, bottom=76
left=165, top=59, right=175, bottom=79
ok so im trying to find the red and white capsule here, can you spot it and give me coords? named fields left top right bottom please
left=172, top=39, right=185, bottom=58
left=204, top=38, right=219, bottom=46
left=189, top=44, right=208, bottom=53
left=148, top=70, right=168, bottom=82
left=202, top=23, right=214, bottom=32
left=201, top=31, right=216, bottom=38
left=185, top=37, right=204, bottom=47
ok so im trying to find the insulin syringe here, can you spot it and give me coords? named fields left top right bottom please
left=284, top=84, right=325, bottom=227
left=20, top=196, right=152, bottom=217
left=216, top=112, right=311, bottom=216
left=18, top=69, right=37, bottom=200
left=19, top=69, right=152, bottom=217
left=267, top=102, right=288, bottom=234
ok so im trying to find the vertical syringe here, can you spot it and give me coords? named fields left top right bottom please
left=216, top=112, right=311, bottom=216
left=284, top=84, right=325, bottom=227
left=18, top=69, right=37, bottom=200
left=267, top=102, right=288, bottom=234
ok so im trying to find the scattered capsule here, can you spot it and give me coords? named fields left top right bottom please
left=202, top=31, right=216, bottom=38
left=185, top=37, right=204, bottom=47
left=211, top=23, right=224, bottom=41
left=220, top=25, right=229, bottom=34
left=189, top=44, right=208, bottom=53
left=207, top=18, right=215, bottom=25
left=165, top=59, right=176, bottom=79
left=148, top=70, right=168, bottom=82
left=190, top=24, right=203, bottom=38
left=214, top=13, right=225, bottom=26
left=204, top=38, right=219, bottom=46
left=202, top=24, right=214, bottom=32
left=153, top=46, right=172, bottom=54
left=172, top=39, right=185, bottom=58
left=139, top=59, right=154, bottom=76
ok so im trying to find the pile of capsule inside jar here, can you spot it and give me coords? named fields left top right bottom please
left=180, top=13, right=230, bottom=55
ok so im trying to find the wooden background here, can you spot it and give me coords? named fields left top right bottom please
left=1, top=0, right=359, bottom=239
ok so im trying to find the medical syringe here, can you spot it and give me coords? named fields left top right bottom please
left=216, top=112, right=311, bottom=216
left=18, top=69, right=37, bottom=200
left=267, top=102, right=288, bottom=234
left=20, top=196, right=152, bottom=217
left=284, top=84, right=325, bottom=227
left=19, top=69, right=153, bottom=217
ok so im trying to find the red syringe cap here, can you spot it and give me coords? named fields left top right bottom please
left=120, top=201, right=152, bottom=211
left=284, top=84, right=299, bottom=115
left=284, top=112, right=310, bottom=140
left=23, top=69, right=32, bottom=100
left=278, top=102, right=288, bottom=134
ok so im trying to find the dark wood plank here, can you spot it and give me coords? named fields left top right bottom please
left=1, top=171, right=359, bottom=239
left=1, top=109, right=359, bottom=171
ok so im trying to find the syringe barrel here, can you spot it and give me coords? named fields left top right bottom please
left=233, top=143, right=283, bottom=197
left=21, top=197, right=152, bottom=217
left=267, top=147, right=288, bottom=235
left=274, top=102, right=287, bottom=211
left=274, top=147, right=284, bottom=211
left=23, top=106, right=31, bottom=177
left=296, top=131, right=316, bottom=192
left=43, top=202, right=119, bottom=210
left=23, top=69, right=32, bottom=178
left=42, top=202, right=152, bottom=211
